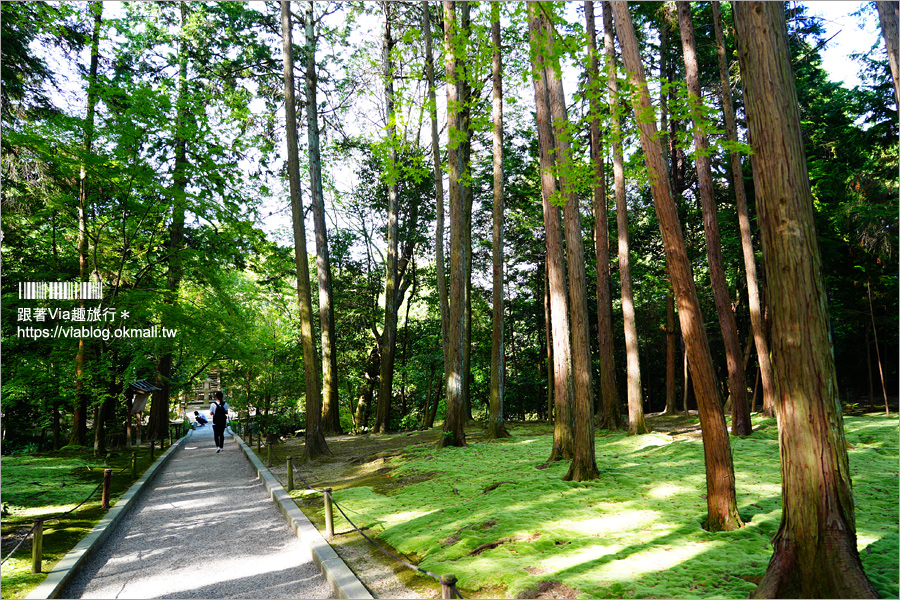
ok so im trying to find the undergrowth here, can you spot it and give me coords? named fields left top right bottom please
left=314, top=413, right=898, bottom=599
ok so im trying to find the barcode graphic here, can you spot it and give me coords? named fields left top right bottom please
left=18, top=282, right=104, bottom=300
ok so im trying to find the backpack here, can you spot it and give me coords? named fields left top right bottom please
left=213, top=402, right=228, bottom=426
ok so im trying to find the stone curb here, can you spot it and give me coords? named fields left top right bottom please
left=232, top=432, right=373, bottom=600
left=24, top=432, right=190, bottom=600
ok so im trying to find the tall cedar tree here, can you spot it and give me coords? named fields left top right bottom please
left=602, top=1, right=646, bottom=435
left=610, top=0, right=742, bottom=531
left=676, top=1, right=750, bottom=436
left=711, top=1, right=776, bottom=418
left=528, top=2, right=575, bottom=462
left=439, top=0, right=467, bottom=448
left=375, top=0, right=401, bottom=434
left=487, top=2, right=510, bottom=440
left=876, top=1, right=899, bottom=106
left=304, top=1, right=342, bottom=435
left=585, top=0, right=620, bottom=431
left=281, top=0, right=330, bottom=459
left=733, top=3, right=879, bottom=596
left=71, top=1, right=102, bottom=446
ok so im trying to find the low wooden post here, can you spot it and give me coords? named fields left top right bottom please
left=324, top=488, right=334, bottom=540
left=101, top=469, right=112, bottom=509
left=150, top=440, right=155, bottom=461
left=286, top=457, right=293, bottom=492
left=267, top=442, right=272, bottom=467
left=441, top=574, right=458, bottom=599
left=131, top=452, right=137, bottom=478
left=31, top=519, right=43, bottom=573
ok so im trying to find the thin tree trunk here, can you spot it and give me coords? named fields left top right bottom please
left=734, top=4, right=878, bottom=595
left=422, top=0, right=449, bottom=385
left=866, top=323, right=874, bottom=404
left=281, top=0, right=330, bottom=459
left=460, top=1, right=474, bottom=423
left=677, top=1, right=750, bottom=436
left=611, top=0, right=741, bottom=532
left=586, top=0, right=619, bottom=431
left=876, top=1, right=900, bottom=108
left=304, top=1, right=341, bottom=435
left=375, top=0, right=400, bottom=435
left=529, top=3, right=574, bottom=462
left=72, top=1, right=102, bottom=447
left=438, top=0, right=467, bottom=449
left=603, top=1, right=647, bottom=436
left=544, top=264, right=554, bottom=422
left=712, top=0, right=776, bottom=419
left=665, top=293, right=677, bottom=414
left=487, top=2, right=510, bottom=440
left=867, top=280, right=890, bottom=414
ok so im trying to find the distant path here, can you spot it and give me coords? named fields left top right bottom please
left=62, top=425, right=333, bottom=599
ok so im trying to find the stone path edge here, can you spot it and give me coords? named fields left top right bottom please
left=232, top=432, right=373, bottom=600
left=24, top=432, right=191, bottom=600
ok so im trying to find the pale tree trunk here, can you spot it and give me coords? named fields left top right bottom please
left=677, top=1, right=750, bottom=436
left=459, top=2, right=474, bottom=422
left=611, top=0, right=742, bottom=532
left=735, top=3, right=878, bottom=596
left=422, top=1, right=449, bottom=383
left=712, top=0, right=776, bottom=418
left=438, top=0, right=467, bottom=449
left=529, top=3, right=574, bottom=462
left=375, top=0, right=400, bottom=434
left=72, top=1, right=102, bottom=447
left=603, top=1, right=646, bottom=436
left=544, top=265, right=554, bottom=422
left=487, top=2, right=510, bottom=440
left=876, top=1, right=900, bottom=107
left=586, top=0, right=619, bottom=431
left=304, top=1, right=341, bottom=435
left=281, top=0, right=330, bottom=459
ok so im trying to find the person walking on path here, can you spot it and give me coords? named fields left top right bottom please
left=61, top=424, right=334, bottom=599
left=210, top=391, right=229, bottom=452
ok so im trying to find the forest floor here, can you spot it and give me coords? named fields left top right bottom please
left=258, top=411, right=899, bottom=599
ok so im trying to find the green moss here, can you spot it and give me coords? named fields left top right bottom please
left=310, top=415, right=898, bottom=598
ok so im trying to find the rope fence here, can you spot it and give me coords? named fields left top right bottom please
left=1, top=428, right=183, bottom=573
left=259, top=437, right=464, bottom=599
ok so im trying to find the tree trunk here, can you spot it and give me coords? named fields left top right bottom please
left=529, top=3, right=574, bottom=462
left=586, top=0, right=620, bottom=431
left=459, top=2, right=474, bottom=424
left=665, top=293, right=677, bottom=414
left=487, top=2, right=510, bottom=441
left=611, top=0, right=741, bottom=532
left=876, top=1, right=900, bottom=108
left=71, top=2, right=103, bottom=447
left=734, top=3, right=878, bottom=595
left=712, top=0, right=776, bottom=419
left=676, top=1, right=750, bottom=436
left=281, top=0, right=330, bottom=460
left=438, top=0, right=467, bottom=449
left=422, top=0, right=450, bottom=389
left=375, top=0, right=400, bottom=435
left=867, top=280, right=890, bottom=414
left=304, top=1, right=342, bottom=436
left=603, top=2, right=647, bottom=436
left=544, top=264, right=554, bottom=423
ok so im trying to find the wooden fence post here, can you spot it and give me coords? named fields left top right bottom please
left=441, top=574, right=458, bottom=599
left=101, top=469, right=112, bottom=509
left=131, top=452, right=137, bottom=478
left=286, top=457, right=294, bottom=492
left=267, top=442, right=272, bottom=467
left=324, top=488, right=334, bottom=540
left=31, top=519, right=43, bottom=573
left=150, top=440, right=155, bottom=461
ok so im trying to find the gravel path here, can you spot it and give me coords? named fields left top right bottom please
left=62, top=425, right=334, bottom=599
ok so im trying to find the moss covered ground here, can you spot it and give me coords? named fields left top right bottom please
left=0, top=443, right=172, bottom=599
left=289, top=413, right=898, bottom=599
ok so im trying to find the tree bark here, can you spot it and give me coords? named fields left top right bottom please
left=665, top=293, right=677, bottom=414
left=603, top=1, right=646, bottom=436
left=676, top=1, right=750, bottom=436
left=529, top=3, right=574, bottom=463
left=734, top=3, right=878, bottom=595
left=459, top=2, right=474, bottom=423
left=586, top=0, right=620, bottom=431
left=304, top=1, right=342, bottom=435
left=438, top=0, right=467, bottom=449
left=281, top=0, right=330, bottom=459
left=487, top=2, right=510, bottom=441
left=375, top=1, right=400, bottom=435
left=712, top=0, right=776, bottom=419
left=611, top=0, right=742, bottom=532
left=71, top=1, right=102, bottom=447
left=867, top=280, right=890, bottom=414
left=876, top=1, right=900, bottom=108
